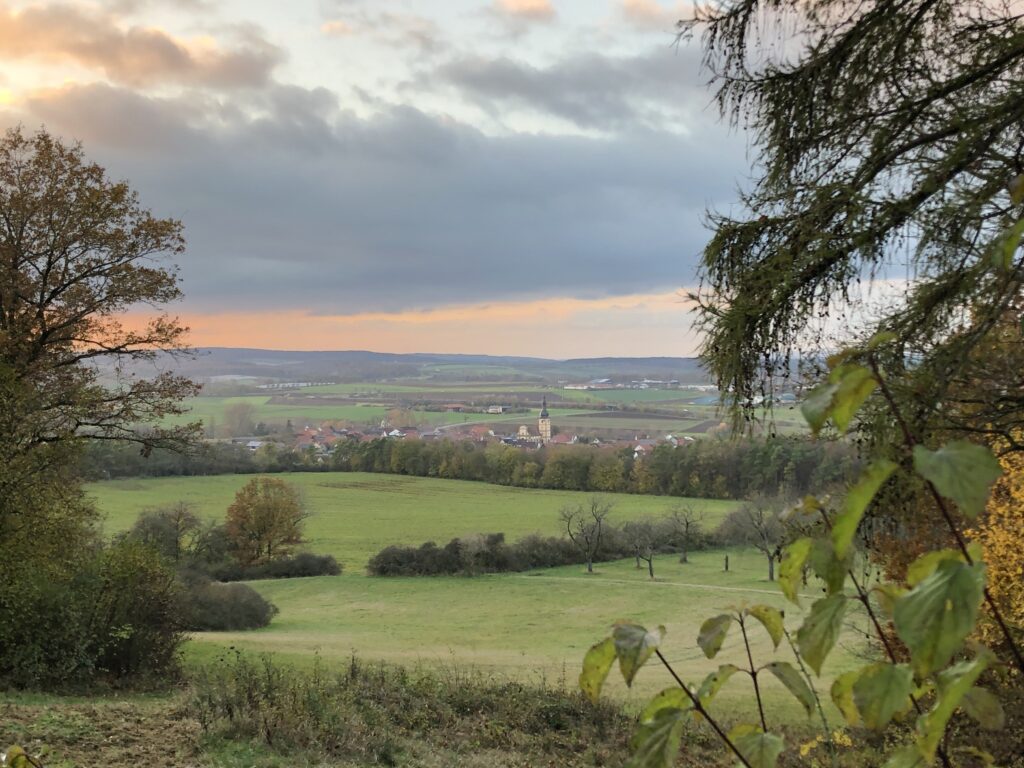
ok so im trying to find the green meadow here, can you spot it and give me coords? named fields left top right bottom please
left=88, top=472, right=735, bottom=566
left=88, top=472, right=864, bottom=717
left=183, top=551, right=862, bottom=720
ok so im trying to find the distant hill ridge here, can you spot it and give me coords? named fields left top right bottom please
left=143, top=348, right=711, bottom=384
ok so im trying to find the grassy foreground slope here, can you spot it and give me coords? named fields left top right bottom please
left=185, top=549, right=858, bottom=720
left=87, top=472, right=736, bottom=567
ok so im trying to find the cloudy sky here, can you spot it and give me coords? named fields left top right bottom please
left=0, top=0, right=749, bottom=357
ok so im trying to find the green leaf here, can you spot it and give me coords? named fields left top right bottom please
left=801, top=381, right=840, bottom=435
left=579, top=637, right=616, bottom=704
left=832, top=460, right=897, bottom=559
left=697, top=614, right=733, bottom=659
left=639, top=687, right=691, bottom=724
left=912, top=441, right=1002, bottom=518
left=779, top=537, right=813, bottom=605
left=729, top=725, right=785, bottom=768
left=1010, top=175, right=1024, bottom=205
left=796, top=594, right=848, bottom=676
left=696, top=664, right=740, bottom=709
left=955, top=746, right=996, bottom=766
left=883, top=744, right=928, bottom=768
left=809, top=537, right=850, bottom=596
left=866, top=331, right=898, bottom=350
left=746, top=605, right=784, bottom=650
left=991, top=218, right=1024, bottom=271
left=917, top=654, right=991, bottom=761
left=627, top=708, right=686, bottom=768
left=872, top=583, right=907, bottom=619
left=852, top=663, right=915, bottom=729
left=614, top=623, right=664, bottom=687
left=828, top=364, right=877, bottom=433
left=763, top=662, right=815, bottom=716
left=905, top=549, right=964, bottom=587
left=830, top=669, right=863, bottom=726
left=800, top=364, right=877, bottom=435
left=961, top=686, right=1005, bottom=731
left=893, top=560, right=985, bottom=677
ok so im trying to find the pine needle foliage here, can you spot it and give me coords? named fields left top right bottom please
left=688, top=0, right=1024, bottom=441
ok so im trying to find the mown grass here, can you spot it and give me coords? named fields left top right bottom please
left=87, top=472, right=735, bottom=567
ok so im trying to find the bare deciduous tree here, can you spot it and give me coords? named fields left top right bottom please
left=666, top=504, right=704, bottom=564
left=559, top=497, right=612, bottom=574
left=718, top=497, right=787, bottom=581
left=623, top=518, right=659, bottom=579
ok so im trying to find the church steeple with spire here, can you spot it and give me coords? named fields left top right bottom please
left=538, top=396, right=551, bottom=443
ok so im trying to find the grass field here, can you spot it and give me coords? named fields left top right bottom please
left=87, top=472, right=864, bottom=719
left=87, top=472, right=737, bottom=567
left=183, top=550, right=865, bottom=720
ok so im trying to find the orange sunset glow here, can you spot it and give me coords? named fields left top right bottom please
left=137, top=291, right=700, bottom=357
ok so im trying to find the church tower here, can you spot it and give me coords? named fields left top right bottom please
left=538, top=396, right=552, bottom=443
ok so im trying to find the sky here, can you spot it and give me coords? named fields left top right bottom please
left=0, top=0, right=750, bottom=357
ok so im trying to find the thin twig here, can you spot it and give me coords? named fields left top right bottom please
left=784, top=627, right=836, bottom=766
left=739, top=615, right=768, bottom=732
left=654, top=649, right=754, bottom=768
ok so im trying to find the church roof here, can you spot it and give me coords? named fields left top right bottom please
left=539, top=396, right=549, bottom=419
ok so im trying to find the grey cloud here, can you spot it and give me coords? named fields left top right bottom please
left=14, top=79, right=745, bottom=316
left=429, top=46, right=712, bottom=132
left=0, top=3, right=283, bottom=88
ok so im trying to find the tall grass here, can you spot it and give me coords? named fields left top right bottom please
left=189, top=652, right=635, bottom=766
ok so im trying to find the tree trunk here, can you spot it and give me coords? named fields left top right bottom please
left=586, top=558, right=593, bottom=574
left=679, top=546, right=688, bottom=564
left=635, top=554, right=641, bottom=569
left=647, top=558, right=654, bottom=579
left=767, top=555, right=775, bottom=581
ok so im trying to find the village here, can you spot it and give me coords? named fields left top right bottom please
left=236, top=394, right=702, bottom=462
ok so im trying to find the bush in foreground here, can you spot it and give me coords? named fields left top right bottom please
left=0, top=539, right=184, bottom=688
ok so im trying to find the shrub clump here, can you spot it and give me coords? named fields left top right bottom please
left=366, top=530, right=670, bottom=576
left=205, top=552, right=341, bottom=582
left=182, top=577, right=278, bottom=631
left=0, top=540, right=184, bottom=687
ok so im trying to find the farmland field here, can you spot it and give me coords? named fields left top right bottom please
left=88, top=472, right=864, bottom=717
left=162, top=394, right=592, bottom=430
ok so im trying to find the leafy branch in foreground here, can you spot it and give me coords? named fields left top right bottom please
left=580, top=327, right=1017, bottom=767
left=2, top=746, right=44, bottom=767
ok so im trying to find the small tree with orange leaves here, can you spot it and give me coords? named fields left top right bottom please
left=225, top=477, right=306, bottom=566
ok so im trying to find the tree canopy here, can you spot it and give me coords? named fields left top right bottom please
left=0, top=127, right=199, bottom=523
left=0, top=127, right=197, bottom=686
left=688, top=0, right=1024, bottom=447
